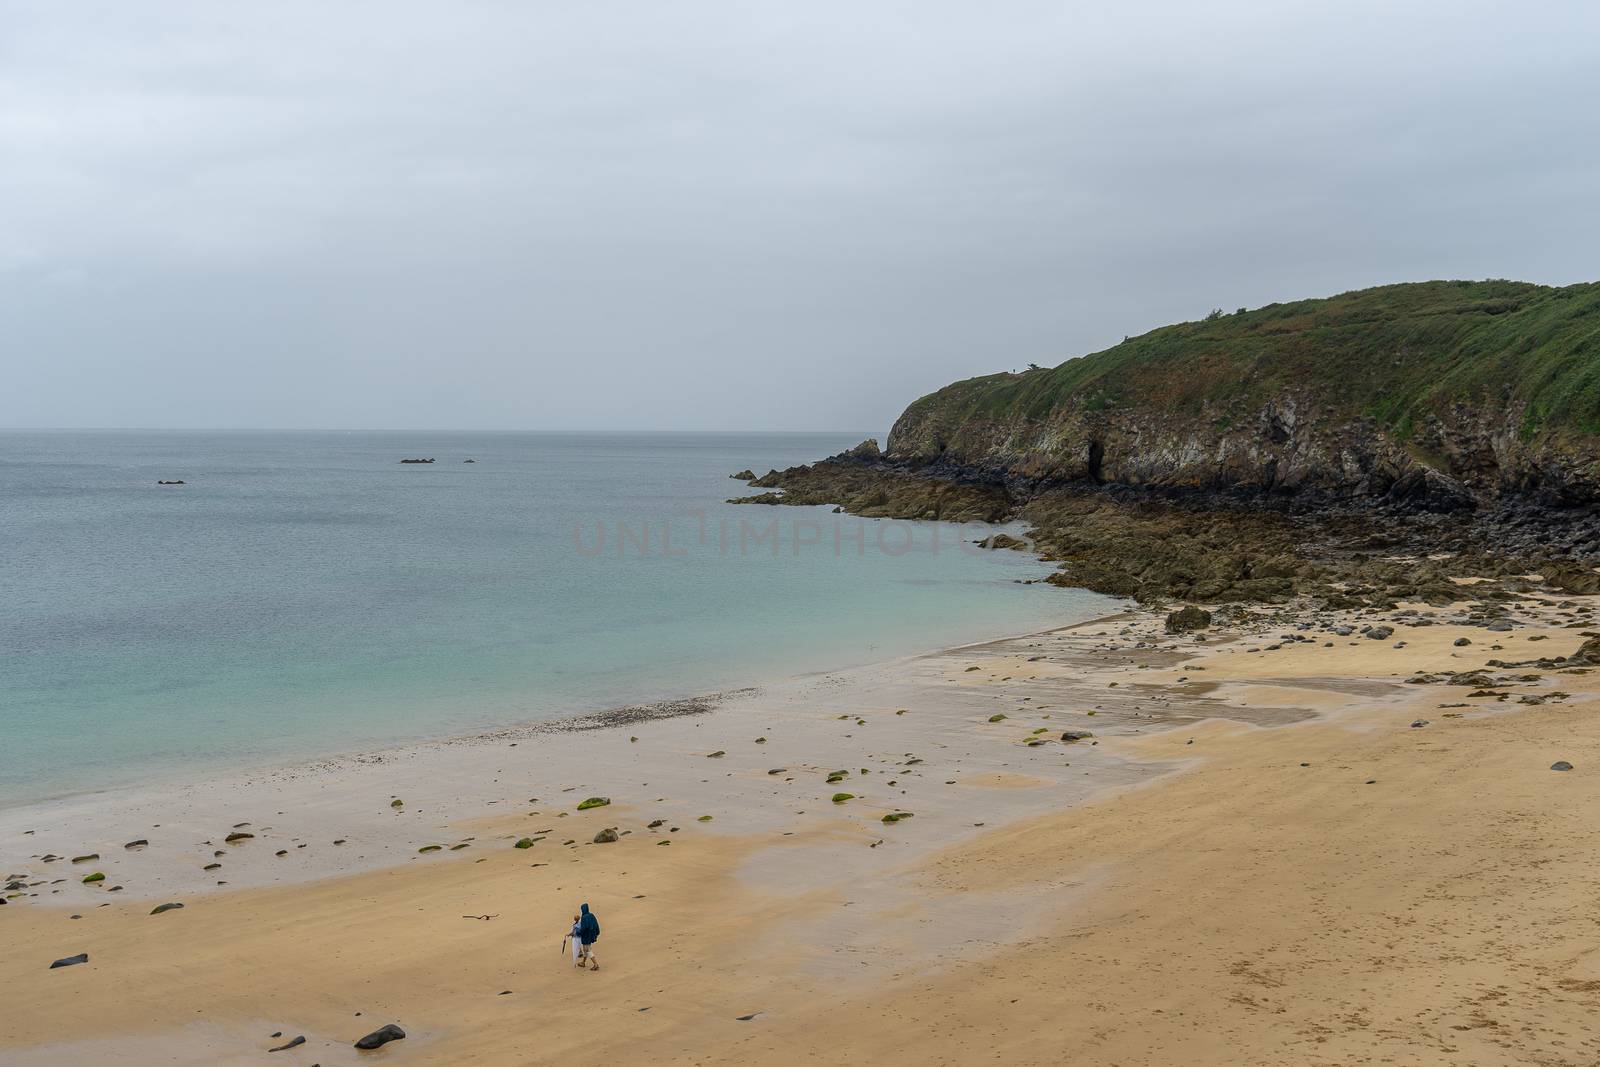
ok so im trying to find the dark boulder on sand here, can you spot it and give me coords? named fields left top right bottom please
left=1564, top=637, right=1600, bottom=667
left=1165, top=606, right=1212, bottom=633
left=354, top=1024, right=406, bottom=1050
left=49, top=953, right=89, bottom=969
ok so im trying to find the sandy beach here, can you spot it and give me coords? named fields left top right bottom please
left=5, top=590, right=1600, bottom=1065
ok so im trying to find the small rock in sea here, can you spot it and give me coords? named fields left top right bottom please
left=150, top=902, right=184, bottom=915
left=353, top=1024, right=407, bottom=1050
left=1454, top=637, right=1472, bottom=647
left=593, top=828, right=619, bottom=844
left=1552, top=761, right=1574, bottom=771
left=268, top=1035, right=306, bottom=1052
left=49, top=953, right=89, bottom=969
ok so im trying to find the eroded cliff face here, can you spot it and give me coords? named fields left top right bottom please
left=885, top=387, right=1599, bottom=509
left=731, top=280, right=1600, bottom=606
left=873, top=279, right=1600, bottom=507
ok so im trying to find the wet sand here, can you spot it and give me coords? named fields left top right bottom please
left=4, top=594, right=1598, bottom=1064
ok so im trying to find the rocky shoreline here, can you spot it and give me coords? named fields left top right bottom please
left=728, top=440, right=1600, bottom=608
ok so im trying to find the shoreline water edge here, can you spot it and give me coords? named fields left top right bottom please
left=6, top=565, right=1600, bottom=1064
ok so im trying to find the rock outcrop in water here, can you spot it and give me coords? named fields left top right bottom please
left=732, top=280, right=1600, bottom=606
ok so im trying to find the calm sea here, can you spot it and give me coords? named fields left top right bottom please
left=0, top=430, right=1103, bottom=802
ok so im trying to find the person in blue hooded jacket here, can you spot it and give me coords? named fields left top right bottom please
left=575, top=902, right=600, bottom=971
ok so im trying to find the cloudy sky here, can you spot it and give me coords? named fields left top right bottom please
left=3, top=1, right=1598, bottom=431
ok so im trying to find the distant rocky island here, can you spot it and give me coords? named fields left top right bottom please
left=399, top=458, right=435, bottom=464
left=733, top=280, right=1600, bottom=607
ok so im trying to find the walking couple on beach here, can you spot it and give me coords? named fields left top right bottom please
left=563, top=903, right=601, bottom=971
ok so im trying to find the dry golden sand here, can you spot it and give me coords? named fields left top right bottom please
left=4, top=604, right=1600, bottom=1065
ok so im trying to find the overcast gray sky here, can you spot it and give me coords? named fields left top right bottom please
left=3, top=1, right=1598, bottom=431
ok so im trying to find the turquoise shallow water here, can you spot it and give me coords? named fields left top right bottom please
left=0, top=431, right=1104, bottom=803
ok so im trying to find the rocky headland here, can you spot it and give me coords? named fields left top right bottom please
left=732, top=280, right=1600, bottom=607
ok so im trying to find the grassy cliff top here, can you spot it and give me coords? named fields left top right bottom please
left=895, top=280, right=1600, bottom=447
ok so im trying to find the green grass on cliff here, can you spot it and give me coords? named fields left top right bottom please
left=910, top=280, right=1600, bottom=442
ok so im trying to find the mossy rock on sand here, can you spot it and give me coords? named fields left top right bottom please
left=418, top=845, right=442, bottom=853
left=988, top=713, right=1008, bottom=723
left=881, top=812, right=915, bottom=824
left=831, top=793, right=855, bottom=803
left=576, top=797, right=611, bottom=810
left=390, top=799, right=404, bottom=808
left=82, top=872, right=105, bottom=883
left=513, top=838, right=538, bottom=849
left=224, top=832, right=253, bottom=843
left=697, top=815, right=713, bottom=822
left=1165, top=606, right=1213, bottom=633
